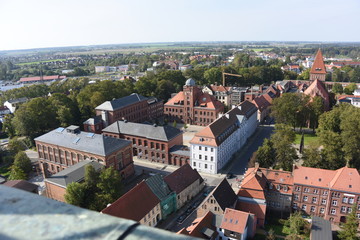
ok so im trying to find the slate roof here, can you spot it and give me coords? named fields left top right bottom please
left=45, top=160, right=103, bottom=188
left=102, top=121, right=182, bottom=142
left=3, top=180, right=38, bottom=193
left=163, top=164, right=203, bottom=194
left=311, top=216, right=333, bottom=240
left=35, top=126, right=131, bottom=157
left=101, top=181, right=160, bottom=222
left=95, top=93, right=148, bottom=111
left=210, top=178, right=237, bottom=211
left=145, top=174, right=172, bottom=201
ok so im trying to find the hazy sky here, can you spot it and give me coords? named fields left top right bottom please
left=0, top=0, right=359, bottom=51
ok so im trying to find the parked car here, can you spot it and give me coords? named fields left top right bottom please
left=226, top=172, right=236, bottom=179
left=176, top=215, right=186, bottom=224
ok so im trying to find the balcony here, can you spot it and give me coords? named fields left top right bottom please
left=0, top=185, right=194, bottom=240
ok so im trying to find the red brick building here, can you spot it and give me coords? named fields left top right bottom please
left=102, top=121, right=189, bottom=166
left=310, top=49, right=327, bottom=81
left=35, top=125, right=134, bottom=179
left=84, top=93, right=163, bottom=131
left=292, top=166, right=360, bottom=226
left=164, top=78, right=224, bottom=126
left=45, top=160, right=103, bottom=202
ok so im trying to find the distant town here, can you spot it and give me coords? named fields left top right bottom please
left=1, top=42, right=360, bottom=240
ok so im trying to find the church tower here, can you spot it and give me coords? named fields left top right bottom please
left=310, top=49, right=327, bottom=81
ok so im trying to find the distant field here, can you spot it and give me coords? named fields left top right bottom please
left=58, top=45, right=203, bottom=55
left=294, top=133, right=319, bottom=145
left=16, top=59, right=67, bottom=65
left=248, top=48, right=274, bottom=52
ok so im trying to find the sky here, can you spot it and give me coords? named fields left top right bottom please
left=0, top=0, right=359, bottom=51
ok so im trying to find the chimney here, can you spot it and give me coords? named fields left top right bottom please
left=255, top=162, right=259, bottom=169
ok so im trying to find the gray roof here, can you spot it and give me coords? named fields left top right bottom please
left=103, top=121, right=182, bottom=142
left=45, top=160, right=103, bottom=188
left=169, top=145, right=190, bottom=157
left=145, top=174, right=172, bottom=201
left=6, top=97, right=28, bottom=104
left=83, top=115, right=102, bottom=125
left=35, top=126, right=131, bottom=157
left=95, top=93, right=148, bottom=111
left=311, top=216, right=333, bottom=240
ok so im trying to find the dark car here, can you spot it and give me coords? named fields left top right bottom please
left=176, top=215, right=185, bottom=224
left=226, top=172, right=236, bottom=179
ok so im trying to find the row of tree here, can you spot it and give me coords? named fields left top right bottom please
left=64, top=165, right=123, bottom=211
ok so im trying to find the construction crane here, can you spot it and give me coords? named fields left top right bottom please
left=222, top=72, right=242, bottom=86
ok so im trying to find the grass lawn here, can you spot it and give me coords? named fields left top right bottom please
left=294, top=133, right=319, bottom=146
left=264, top=217, right=287, bottom=237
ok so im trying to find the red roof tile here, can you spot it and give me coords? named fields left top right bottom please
left=220, top=208, right=250, bottom=234
left=303, top=79, right=330, bottom=110
left=235, top=201, right=266, bottom=222
left=178, top=211, right=217, bottom=238
left=19, top=75, right=66, bottom=83
left=101, top=181, right=160, bottom=222
left=310, top=49, right=327, bottom=74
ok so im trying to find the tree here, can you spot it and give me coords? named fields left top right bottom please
left=13, top=151, right=32, bottom=174
left=183, top=123, right=188, bottom=132
left=271, top=93, right=308, bottom=129
left=172, top=120, right=177, bottom=128
left=266, top=228, right=276, bottom=240
left=256, top=138, right=276, bottom=168
left=7, top=137, right=27, bottom=155
left=95, top=167, right=123, bottom=210
left=332, top=83, right=343, bottom=94
left=282, top=211, right=310, bottom=240
left=204, top=67, right=222, bottom=84
left=344, top=82, right=357, bottom=95
left=271, top=124, right=297, bottom=171
left=12, top=97, right=58, bottom=138
left=337, top=204, right=360, bottom=240
left=8, top=165, right=27, bottom=180
left=302, top=145, right=324, bottom=168
left=64, top=182, right=88, bottom=208
left=3, top=114, right=15, bottom=138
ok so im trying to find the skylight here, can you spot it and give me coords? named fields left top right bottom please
left=72, top=137, right=81, bottom=144
left=55, top=127, right=65, bottom=133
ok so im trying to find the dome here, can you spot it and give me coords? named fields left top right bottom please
left=185, top=78, right=196, bottom=86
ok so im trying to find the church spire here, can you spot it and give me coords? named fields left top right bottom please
left=310, top=49, right=327, bottom=81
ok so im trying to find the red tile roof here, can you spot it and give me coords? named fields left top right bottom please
left=310, top=49, right=327, bottom=74
left=220, top=208, right=250, bottom=234
left=163, top=164, right=203, bottom=194
left=303, top=79, right=330, bottom=110
left=190, top=101, right=257, bottom=146
left=235, top=201, right=266, bottom=223
left=19, top=75, right=66, bottom=83
left=293, top=166, right=360, bottom=193
left=209, top=85, right=228, bottom=93
left=101, top=181, right=160, bottom=222
left=252, top=95, right=271, bottom=112
left=177, top=211, right=217, bottom=238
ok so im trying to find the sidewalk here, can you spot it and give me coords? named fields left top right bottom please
left=133, top=157, right=225, bottom=180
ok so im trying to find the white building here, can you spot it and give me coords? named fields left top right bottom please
left=3, top=97, right=28, bottom=113
left=189, top=101, right=258, bottom=174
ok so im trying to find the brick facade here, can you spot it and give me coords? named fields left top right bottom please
left=164, top=79, right=224, bottom=126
